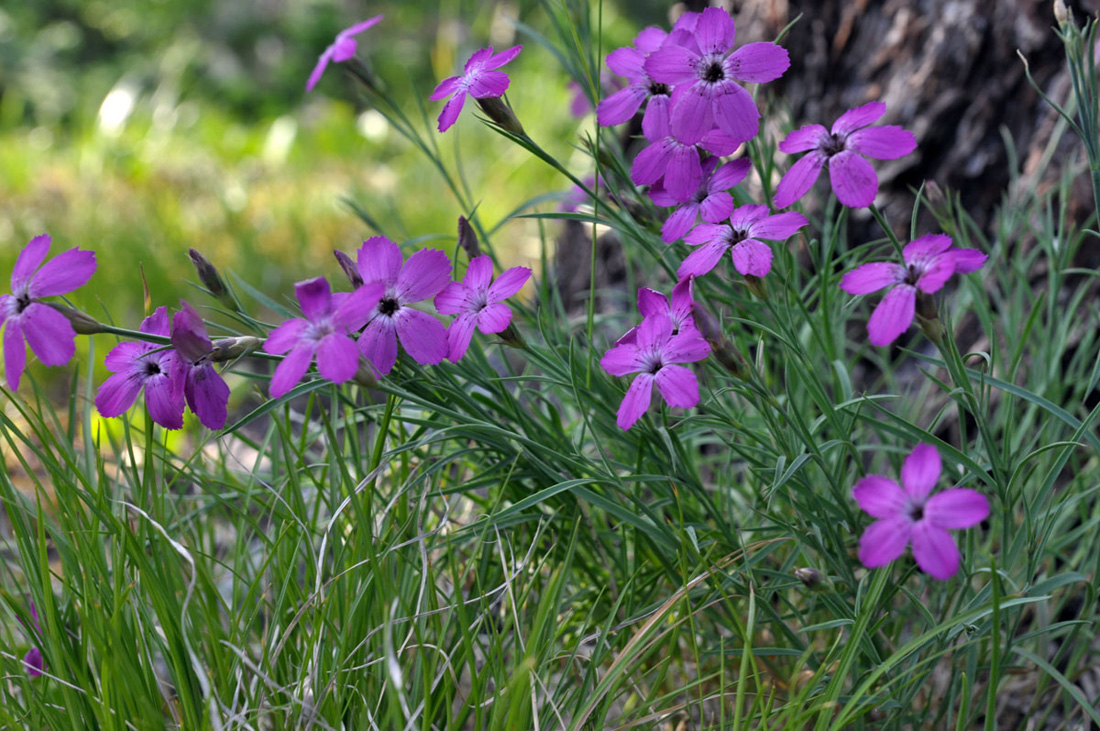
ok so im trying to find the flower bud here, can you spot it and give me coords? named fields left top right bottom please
left=915, top=292, right=945, bottom=345
left=188, top=249, right=228, bottom=299
left=476, top=97, right=525, bottom=136
left=47, top=303, right=104, bottom=335
left=457, top=216, right=481, bottom=260
left=334, top=250, right=364, bottom=289
left=744, top=274, right=768, bottom=301
left=211, top=336, right=264, bottom=362
left=351, top=363, right=378, bottom=389
left=498, top=322, right=526, bottom=350
left=1054, top=0, right=1072, bottom=28
left=794, top=567, right=834, bottom=593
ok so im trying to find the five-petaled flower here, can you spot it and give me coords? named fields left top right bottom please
left=430, top=45, right=522, bottom=132
left=853, top=443, right=989, bottom=580
left=354, top=236, right=451, bottom=375
left=264, top=276, right=384, bottom=397
left=840, top=233, right=987, bottom=346
left=774, top=101, right=917, bottom=209
left=171, top=301, right=231, bottom=430
left=306, top=16, right=384, bottom=92
left=679, top=204, right=807, bottom=279
left=600, top=314, right=710, bottom=430
left=434, top=255, right=531, bottom=362
left=617, top=278, right=699, bottom=345
left=96, top=307, right=185, bottom=429
left=650, top=158, right=750, bottom=244
left=0, top=234, right=96, bottom=391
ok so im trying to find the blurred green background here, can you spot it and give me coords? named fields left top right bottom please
left=0, top=0, right=664, bottom=351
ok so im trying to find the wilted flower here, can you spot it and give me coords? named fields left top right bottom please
left=775, top=101, right=916, bottom=209
left=434, top=256, right=531, bottom=362
left=264, top=277, right=383, bottom=397
left=853, top=444, right=989, bottom=580
left=431, top=45, right=522, bottom=132
left=306, top=16, right=384, bottom=92
left=840, top=233, right=986, bottom=346
left=0, top=234, right=96, bottom=390
left=171, top=301, right=230, bottom=430
left=96, top=307, right=185, bottom=429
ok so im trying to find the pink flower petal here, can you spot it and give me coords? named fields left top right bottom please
left=631, top=139, right=675, bottom=186
left=828, top=150, right=878, bottom=208
left=635, top=314, right=673, bottom=351
left=635, top=26, right=668, bottom=53
left=841, top=262, right=905, bottom=295
left=395, top=308, right=448, bottom=365
left=669, top=278, right=695, bottom=323
left=910, top=521, right=960, bottom=580
left=606, top=46, right=646, bottom=79
left=140, top=307, right=171, bottom=337
left=28, top=248, right=96, bottom=297
left=749, top=211, right=807, bottom=241
left=857, top=515, right=912, bottom=568
left=171, top=301, right=213, bottom=361
left=848, top=126, right=917, bottom=160
left=710, top=82, right=759, bottom=144
left=337, top=16, right=384, bottom=42
left=95, top=371, right=144, bottom=418
left=597, top=85, right=649, bottom=127
left=316, top=333, right=359, bottom=384
left=434, top=281, right=469, bottom=315
left=901, top=443, right=942, bottom=501
left=684, top=223, right=726, bottom=247
left=464, top=256, right=494, bottom=293
left=663, top=330, right=710, bottom=364
left=655, top=364, right=699, bottom=408
left=270, top=344, right=314, bottom=398
left=437, top=90, right=467, bottom=132
left=637, top=287, right=668, bottom=318
left=104, top=341, right=148, bottom=372
left=641, top=94, right=671, bottom=141
left=952, top=248, right=988, bottom=274
left=333, top=281, right=385, bottom=331
left=464, top=47, right=494, bottom=71
left=773, top=152, right=825, bottom=208
left=601, top=342, right=642, bottom=376
left=356, top=237, right=404, bottom=287
left=708, top=158, right=751, bottom=191
left=730, top=239, right=773, bottom=277
left=330, top=37, right=358, bottom=63
left=866, top=284, right=916, bottom=346
left=430, top=76, right=461, bottom=101
left=677, top=240, right=729, bottom=278
left=446, top=313, right=478, bottom=362
left=914, top=253, right=956, bottom=294
left=397, top=249, right=451, bottom=303
left=831, top=101, right=886, bottom=136
left=694, top=7, right=736, bottom=53
left=487, top=266, right=531, bottom=302
left=485, top=45, right=522, bottom=70
left=476, top=302, right=513, bottom=333
left=468, top=70, right=510, bottom=98
left=661, top=203, right=700, bottom=243
left=144, top=374, right=186, bottom=429
left=4, top=319, right=26, bottom=390
left=663, top=146, right=703, bottom=201
left=644, top=44, right=697, bottom=86
left=924, top=488, right=989, bottom=529
left=306, top=48, right=334, bottom=92
left=294, top=277, right=333, bottom=321
left=264, top=319, right=308, bottom=355
left=359, top=316, right=398, bottom=375
left=852, top=475, right=907, bottom=518
left=725, top=42, right=790, bottom=83
left=728, top=204, right=768, bottom=230
left=903, top=233, right=953, bottom=261
left=185, top=364, right=229, bottom=430
left=778, top=124, right=828, bottom=154
left=698, top=191, right=733, bottom=224
left=617, top=373, right=654, bottom=430
left=11, top=234, right=51, bottom=293
left=24, top=304, right=76, bottom=366
left=23, top=647, right=44, bottom=677
left=670, top=86, right=714, bottom=145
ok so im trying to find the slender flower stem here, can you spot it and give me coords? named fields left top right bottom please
left=868, top=204, right=905, bottom=258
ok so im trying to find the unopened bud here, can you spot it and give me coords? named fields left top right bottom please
left=923, top=180, right=948, bottom=212
left=498, top=322, right=526, bottom=350
left=352, top=363, right=378, bottom=389
left=211, top=336, right=264, bottom=362
left=476, top=97, right=525, bottom=136
left=48, top=303, right=104, bottom=335
left=692, top=308, right=750, bottom=379
left=345, top=57, right=382, bottom=93
left=457, top=216, right=481, bottom=260
left=744, top=274, right=768, bottom=301
left=1055, top=0, right=1072, bottom=28
left=794, top=567, right=833, bottom=593
left=334, top=250, right=364, bottom=289
left=915, top=292, right=944, bottom=344
left=188, top=249, right=228, bottom=299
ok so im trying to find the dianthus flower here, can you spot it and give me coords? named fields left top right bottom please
left=649, top=157, right=750, bottom=243
left=23, top=601, right=44, bottom=678
left=1, top=234, right=96, bottom=391
left=430, top=45, right=522, bottom=132
left=679, top=204, right=806, bottom=279
left=434, top=256, right=531, bottom=362
left=96, top=307, right=185, bottom=429
left=354, top=237, right=451, bottom=375
left=171, top=301, right=230, bottom=430
left=617, top=278, right=699, bottom=345
left=840, top=233, right=987, bottom=346
left=600, top=314, right=710, bottom=430
left=774, top=101, right=916, bottom=208
left=597, top=26, right=672, bottom=128
left=264, top=276, right=384, bottom=397
left=853, top=443, right=989, bottom=580
left=305, top=16, right=383, bottom=92
left=644, top=6, right=789, bottom=145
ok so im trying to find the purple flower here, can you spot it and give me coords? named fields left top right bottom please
left=650, top=157, right=750, bottom=243
left=840, top=233, right=987, bottom=346
left=354, top=237, right=451, bottom=375
left=434, top=256, right=531, bottom=362
left=600, top=314, right=710, bottom=430
left=853, top=444, right=989, bottom=580
left=596, top=26, right=672, bottom=128
left=678, top=204, right=807, bottom=279
left=171, top=301, right=230, bottom=430
left=644, top=6, right=789, bottom=145
left=430, top=45, right=522, bottom=133
left=306, top=16, right=384, bottom=92
left=23, top=601, right=44, bottom=678
left=0, top=234, right=96, bottom=390
left=617, top=278, right=699, bottom=345
left=630, top=95, right=741, bottom=201
left=96, top=307, right=186, bottom=429
left=774, top=101, right=917, bottom=209
left=263, top=277, right=384, bottom=397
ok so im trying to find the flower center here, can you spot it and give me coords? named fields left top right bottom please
left=905, top=264, right=921, bottom=286
left=15, top=295, right=31, bottom=314
left=728, top=227, right=749, bottom=245
left=143, top=360, right=163, bottom=377
left=908, top=502, right=924, bottom=522
left=822, top=133, right=848, bottom=157
left=379, top=297, right=400, bottom=316
left=648, top=81, right=671, bottom=97
left=703, top=62, right=725, bottom=84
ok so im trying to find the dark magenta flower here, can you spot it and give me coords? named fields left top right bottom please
left=96, top=307, right=185, bottom=429
left=840, top=233, right=987, bottom=346
left=644, top=6, right=789, bottom=145
left=434, top=256, right=531, bottom=362
left=774, top=101, right=917, bottom=208
left=678, top=204, right=806, bottom=279
left=23, top=601, right=44, bottom=678
left=853, top=444, right=989, bottom=580
left=306, top=16, right=384, bottom=92
left=0, top=234, right=96, bottom=390
left=596, top=26, right=671, bottom=128
left=600, top=314, right=710, bottom=430
left=617, top=278, right=699, bottom=345
left=354, top=237, right=451, bottom=375
left=171, top=301, right=230, bottom=430
left=649, top=157, right=750, bottom=243
left=430, top=45, right=522, bottom=132
left=264, top=277, right=384, bottom=397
